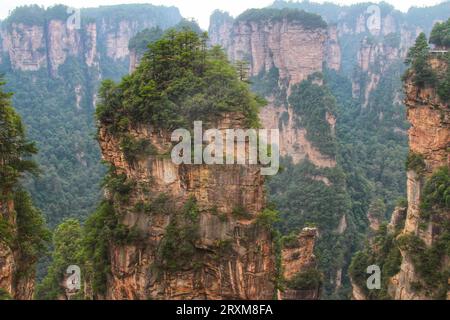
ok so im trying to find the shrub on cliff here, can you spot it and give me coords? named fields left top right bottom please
left=405, top=151, right=426, bottom=174
left=420, top=166, right=450, bottom=221
left=405, top=33, right=437, bottom=88
left=287, top=268, right=323, bottom=291
left=35, top=219, right=83, bottom=300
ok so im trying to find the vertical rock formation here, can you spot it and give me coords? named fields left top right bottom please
left=0, top=5, right=182, bottom=76
left=389, top=56, right=450, bottom=300
left=209, top=9, right=336, bottom=166
left=279, top=228, right=320, bottom=300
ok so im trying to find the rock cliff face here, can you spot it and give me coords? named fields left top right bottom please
left=279, top=228, right=320, bottom=300
left=389, top=57, right=450, bottom=300
left=0, top=200, right=34, bottom=300
left=221, top=20, right=327, bottom=89
left=98, top=114, right=276, bottom=300
left=209, top=12, right=336, bottom=167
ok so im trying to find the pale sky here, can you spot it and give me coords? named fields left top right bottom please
left=0, top=0, right=447, bottom=29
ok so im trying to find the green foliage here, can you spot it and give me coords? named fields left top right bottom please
left=97, top=30, right=263, bottom=134
left=231, top=205, right=252, bottom=219
left=0, top=288, right=12, bottom=300
left=288, top=73, right=337, bottom=157
left=405, top=152, right=426, bottom=174
left=0, top=78, right=49, bottom=285
left=384, top=33, right=401, bottom=48
left=349, top=224, right=403, bottom=299
left=251, top=67, right=287, bottom=106
left=235, top=8, right=327, bottom=29
left=2, top=61, right=105, bottom=228
left=5, top=5, right=46, bottom=28
left=287, top=268, right=323, bottom=291
left=35, top=219, right=83, bottom=300
left=14, top=189, right=51, bottom=271
left=437, top=53, right=450, bottom=102
left=82, top=201, right=116, bottom=296
left=267, top=158, right=353, bottom=297
left=103, top=169, right=134, bottom=203
left=429, top=18, right=450, bottom=48
left=0, top=78, right=38, bottom=193
left=157, top=197, right=200, bottom=272
left=397, top=232, right=449, bottom=298
left=172, top=18, right=203, bottom=34
left=256, top=208, right=280, bottom=229
left=420, top=167, right=450, bottom=221
left=128, top=27, right=164, bottom=55
left=405, top=33, right=437, bottom=87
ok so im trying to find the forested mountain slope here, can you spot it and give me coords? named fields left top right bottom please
left=0, top=4, right=182, bottom=227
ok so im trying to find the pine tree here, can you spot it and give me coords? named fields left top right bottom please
left=405, top=33, right=436, bottom=87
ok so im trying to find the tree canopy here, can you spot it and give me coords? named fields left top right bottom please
left=97, top=29, right=263, bottom=134
left=430, top=18, right=450, bottom=48
left=0, top=78, right=38, bottom=194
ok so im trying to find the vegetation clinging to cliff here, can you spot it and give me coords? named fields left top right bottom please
left=349, top=224, right=403, bottom=300
left=288, top=73, right=337, bottom=158
left=0, top=79, right=50, bottom=296
left=430, top=18, right=450, bottom=48
left=0, top=79, right=38, bottom=193
left=405, top=33, right=437, bottom=88
left=235, top=8, right=327, bottom=29
left=97, top=30, right=263, bottom=134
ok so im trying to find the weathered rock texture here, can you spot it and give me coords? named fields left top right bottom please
left=0, top=199, right=34, bottom=300
left=98, top=109, right=322, bottom=299
left=209, top=14, right=337, bottom=167
left=389, top=57, right=450, bottom=300
left=98, top=113, right=278, bottom=300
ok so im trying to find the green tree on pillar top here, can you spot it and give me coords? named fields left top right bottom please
left=405, top=33, right=437, bottom=87
left=429, top=18, right=450, bottom=49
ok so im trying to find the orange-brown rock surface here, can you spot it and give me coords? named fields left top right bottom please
left=209, top=12, right=337, bottom=167
left=389, top=57, right=450, bottom=300
left=98, top=114, right=277, bottom=300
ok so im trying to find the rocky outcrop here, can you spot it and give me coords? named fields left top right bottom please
left=98, top=113, right=277, bottom=300
left=213, top=19, right=327, bottom=91
left=259, top=105, right=336, bottom=167
left=389, top=57, right=450, bottom=300
left=209, top=11, right=337, bottom=167
left=279, top=228, right=320, bottom=300
left=0, top=5, right=182, bottom=75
